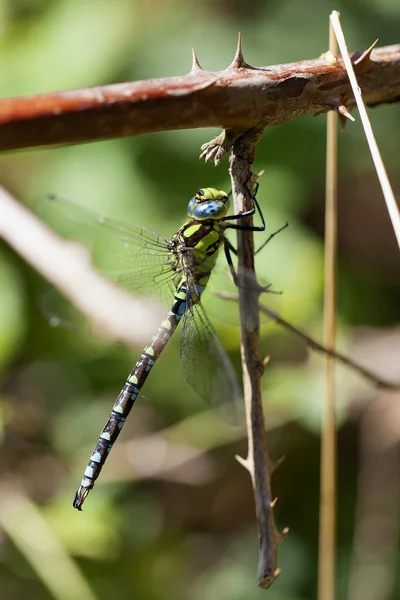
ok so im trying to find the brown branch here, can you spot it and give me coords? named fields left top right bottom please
left=229, top=131, right=286, bottom=589
left=0, top=41, right=399, bottom=152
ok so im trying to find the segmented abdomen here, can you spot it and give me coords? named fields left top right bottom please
left=73, top=287, right=188, bottom=510
left=73, top=219, right=224, bottom=510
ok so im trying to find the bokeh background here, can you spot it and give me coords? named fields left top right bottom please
left=1, top=1, right=400, bottom=599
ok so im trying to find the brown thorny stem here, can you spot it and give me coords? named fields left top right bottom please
left=0, top=36, right=398, bottom=153
left=229, top=129, right=287, bottom=588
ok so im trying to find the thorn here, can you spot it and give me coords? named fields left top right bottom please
left=337, top=104, right=355, bottom=122
left=263, top=355, right=271, bottom=367
left=354, top=39, right=379, bottom=66
left=235, top=454, right=251, bottom=472
left=228, top=32, right=249, bottom=69
left=191, top=48, right=203, bottom=73
left=322, top=50, right=337, bottom=65
left=327, top=100, right=355, bottom=124
left=270, top=497, right=278, bottom=508
left=281, top=526, right=289, bottom=540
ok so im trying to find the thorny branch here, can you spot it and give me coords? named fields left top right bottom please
left=0, top=39, right=399, bottom=153
left=229, top=129, right=287, bottom=588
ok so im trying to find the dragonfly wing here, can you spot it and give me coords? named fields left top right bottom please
left=180, top=298, right=243, bottom=425
left=34, top=194, right=177, bottom=306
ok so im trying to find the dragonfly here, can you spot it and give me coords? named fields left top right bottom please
left=41, top=183, right=273, bottom=510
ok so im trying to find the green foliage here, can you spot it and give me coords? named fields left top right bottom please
left=0, top=255, right=26, bottom=371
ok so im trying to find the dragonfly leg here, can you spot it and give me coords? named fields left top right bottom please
left=224, top=239, right=266, bottom=293
left=254, top=221, right=289, bottom=255
left=224, top=239, right=239, bottom=286
left=222, top=180, right=265, bottom=231
left=225, top=175, right=288, bottom=255
left=223, top=239, right=282, bottom=295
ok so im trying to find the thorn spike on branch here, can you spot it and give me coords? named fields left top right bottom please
left=191, top=48, right=203, bottom=73
left=281, top=527, right=289, bottom=540
left=322, top=50, right=337, bottom=65
left=337, top=104, right=355, bottom=121
left=235, top=454, right=251, bottom=472
left=354, top=39, right=379, bottom=66
left=228, top=31, right=249, bottom=69
left=270, top=497, right=278, bottom=508
left=327, top=99, right=355, bottom=124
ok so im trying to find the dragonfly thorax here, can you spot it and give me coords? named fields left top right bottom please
left=187, top=188, right=229, bottom=221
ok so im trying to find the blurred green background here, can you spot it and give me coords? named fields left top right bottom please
left=1, top=1, right=400, bottom=599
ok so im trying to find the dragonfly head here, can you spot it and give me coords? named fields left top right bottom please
left=187, top=188, right=229, bottom=221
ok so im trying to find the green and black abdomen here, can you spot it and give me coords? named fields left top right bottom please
left=73, top=199, right=228, bottom=510
left=73, top=287, right=188, bottom=509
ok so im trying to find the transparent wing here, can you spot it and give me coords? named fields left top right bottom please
left=34, top=194, right=179, bottom=305
left=180, top=295, right=243, bottom=425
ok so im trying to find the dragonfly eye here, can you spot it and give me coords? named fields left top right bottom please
left=187, top=188, right=230, bottom=219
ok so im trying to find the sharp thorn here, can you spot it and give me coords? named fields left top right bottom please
left=191, top=48, right=203, bottom=73
left=327, top=100, right=355, bottom=124
left=322, top=50, right=337, bottom=64
left=235, top=453, right=250, bottom=471
left=228, top=31, right=250, bottom=69
left=281, top=527, right=289, bottom=540
left=263, top=355, right=271, bottom=367
left=337, top=104, right=355, bottom=121
left=354, top=39, right=379, bottom=66
left=270, top=497, right=278, bottom=508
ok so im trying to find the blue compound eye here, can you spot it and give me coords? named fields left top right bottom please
left=187, top=188, right=229, bottom=220
left=192, top=200, right=227, bottom=220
